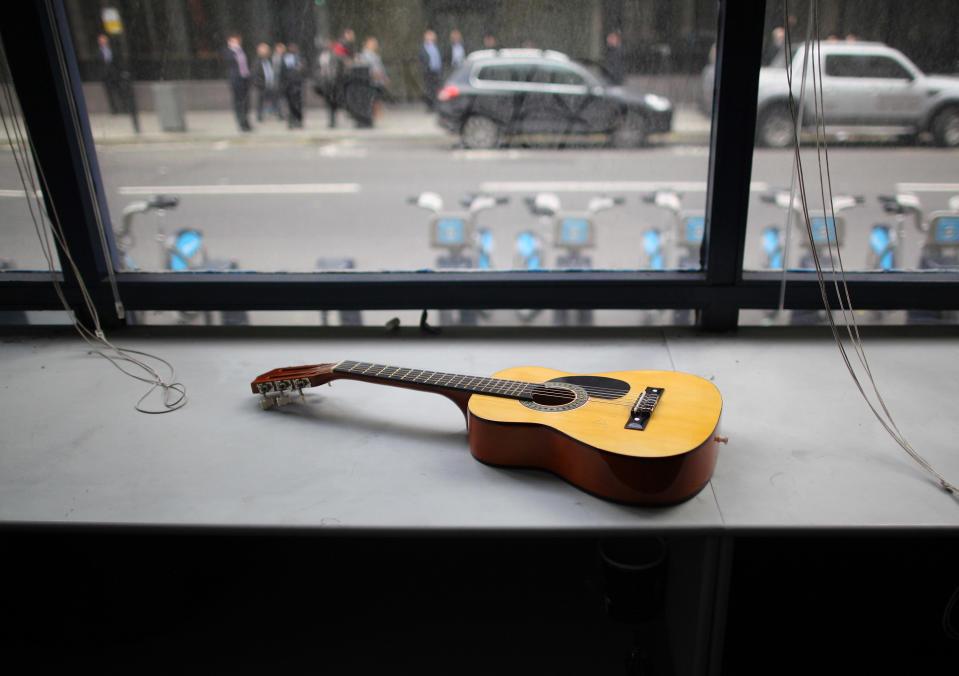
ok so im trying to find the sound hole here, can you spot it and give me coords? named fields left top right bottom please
left=530, top=386, right=577, bottom=407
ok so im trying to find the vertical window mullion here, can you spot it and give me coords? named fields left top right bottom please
left=1, top=1, right=118, bottom=326
left=701, top=0, right=767, bottom=330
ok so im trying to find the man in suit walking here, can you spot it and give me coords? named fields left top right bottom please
left=252, top=42, right=279, bottom=122
left=224, top=32, right=252, bottom=131
left=448, top=29, right=467, bottom=74
left=97, top=33, right=123, bottom=114
left=281, top=43, right=305, bottom=128
left=418, top=29, right=442, bottom=112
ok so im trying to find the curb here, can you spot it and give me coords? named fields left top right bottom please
left=87, top=130, right=713, bottom=147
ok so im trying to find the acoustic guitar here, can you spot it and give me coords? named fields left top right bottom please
left=251, top=360, right=725, bottom=505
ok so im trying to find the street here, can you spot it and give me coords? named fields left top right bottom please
left=3, top=134, right=958, bottom=284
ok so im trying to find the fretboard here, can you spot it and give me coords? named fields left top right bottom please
left=334, top=360, right=539, bottom=400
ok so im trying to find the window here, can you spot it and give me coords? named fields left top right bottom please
left=826, top=54, right=913, bottom=79
left=1, top=1, right=956, bottom=331
left=533, top=64, right=586, bottom=87
left=477, top=64, right=533, bottom=83
left=0, top=37, right=59, bottom=273
left=742, top=0, right=959, bottom=326
left=825, top=54, right=866, bottom=77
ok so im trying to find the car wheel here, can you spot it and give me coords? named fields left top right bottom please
left=757, top=104, right=794, bottom=148
left=932, top=106, right=959, bottom=147
left=461, top=116, right=500, bottom=149
left=610, top=112, right=647, bottom=148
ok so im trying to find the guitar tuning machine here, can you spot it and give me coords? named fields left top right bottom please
left=258, top=377, right=311, bottom=409
left=259, top=393, right=294, bottom=409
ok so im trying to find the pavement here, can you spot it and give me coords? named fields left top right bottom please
left=79, top=102, right=712, bottom=146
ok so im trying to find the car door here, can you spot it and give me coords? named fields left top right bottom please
left=863, top=54, right=923, bottom=124
left=472, top=63, right=533, bottom=130
left=822, top=52, right=922, bottom=125
left=521, top=63, right=590, bottom=134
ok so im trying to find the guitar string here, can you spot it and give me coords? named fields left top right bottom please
left=290, top=363, right=665, bottom=401
left=273, top=368, right=664, bottom=411
left=329, top=363, right=659, bottom=398
left=327, top=366, right=650, bottom=401
left=783, top=0, right=956, bottom=495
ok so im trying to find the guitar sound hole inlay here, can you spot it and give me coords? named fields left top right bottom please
left=521, top=382, right=588, bottom=412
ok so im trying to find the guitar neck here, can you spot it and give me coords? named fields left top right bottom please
left=333, top=360, right=537, bottom=400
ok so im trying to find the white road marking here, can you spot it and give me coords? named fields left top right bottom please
left=895, top=182, right=959, bottom=193
left=452, top=149, right=525, bottom=160
left=479, top=180, right=769, bottom=193
left=116, top=183, right=361, bottom=196
left=0, top=188, right=42, bottom=198
left=318, top=141, right=368, bottom=158
left=670, top=146, right=710, bottom=156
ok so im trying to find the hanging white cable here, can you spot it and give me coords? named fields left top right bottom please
left=782, top=0, right=956, bottom=496
left=777, top=0, right=816, bottom=314
left=0, top=31, right=186, bottom=414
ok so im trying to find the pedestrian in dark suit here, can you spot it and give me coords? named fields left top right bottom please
left=252, top=42, right=279, bottom=122
left=418, top=30, right=442, bottom=111
left=272, top=43, right=287, bottom=120
left=281, top=43, right=305, bottom=128
left=224, top=32, right=252, bottom=131
left=448, top=29, right=467, bottom=74
left=97, top=33, right=124, bottom=114
left=604, top=31, right=625, bottom=86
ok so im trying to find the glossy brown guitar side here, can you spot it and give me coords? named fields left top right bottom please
left=251, top=360, right=725, bottom=505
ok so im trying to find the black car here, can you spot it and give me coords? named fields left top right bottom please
left=436, top=49, right=673, bottom=148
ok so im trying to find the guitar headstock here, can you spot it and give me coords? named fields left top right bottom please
left=251, top=363, right=338, bottom=404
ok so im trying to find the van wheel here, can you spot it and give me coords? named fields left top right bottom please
left=757, top=104, right=794, bottom=148
left=932, top=106, right=959, bottom=147
left=461, top=116, right=500, bottom=149
left=610, top=112, right=647, bottom=148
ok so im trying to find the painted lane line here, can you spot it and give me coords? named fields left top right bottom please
left=895, top=183, right=959, bottom=193
left=117, top=183, right=361, bottom=196
left=0, top=188, right=42, bottom=198
left=479, top=180, right=769, bottom=193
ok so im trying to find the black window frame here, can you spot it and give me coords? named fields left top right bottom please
left=2, top=0, right=958, bottom=332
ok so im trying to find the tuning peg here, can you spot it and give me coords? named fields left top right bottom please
left=276, top=394, right=292, bottom=407
left=259, top=396, right=276, bottom=410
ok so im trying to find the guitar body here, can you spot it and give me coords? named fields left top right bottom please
left=467, top=367, right=723, bottom=505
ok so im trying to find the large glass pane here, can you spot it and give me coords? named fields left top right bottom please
left=64, top=0, right=716, bottom=286
left=739, top=0, right=959, bottom=325
left=0, top=32, right=58, bottom=272
left=744, top=1, right=959, bottom=279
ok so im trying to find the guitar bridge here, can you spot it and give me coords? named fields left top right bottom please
left=625, top=387, right=664, bottom=431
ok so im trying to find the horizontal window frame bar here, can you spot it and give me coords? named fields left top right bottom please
left=4, top=270, right=957, bottom=312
